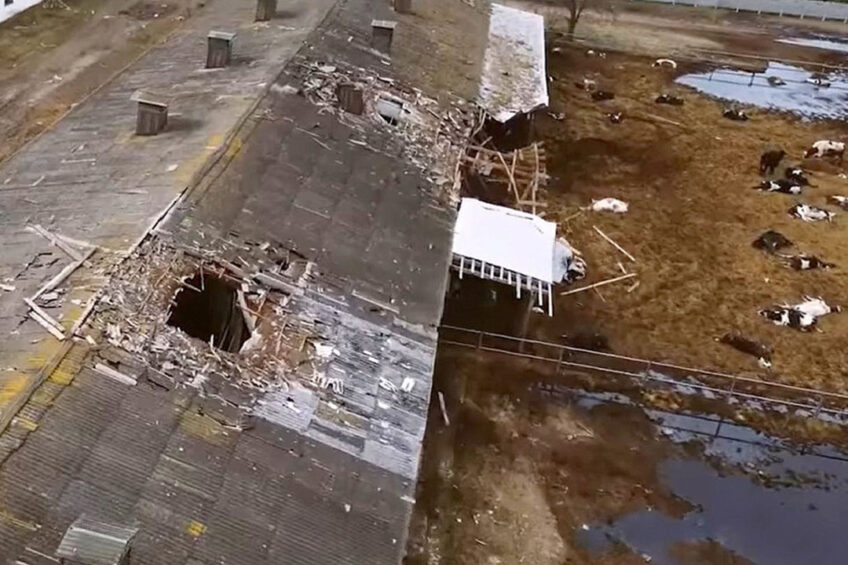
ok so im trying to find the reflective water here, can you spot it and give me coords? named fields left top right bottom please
left=563, top=390, right=848, bottom=564
left=676, top=61, right=848, bottom=119
left=777, top=36, right=848, bottom=54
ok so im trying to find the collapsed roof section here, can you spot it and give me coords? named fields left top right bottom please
left=451, top=198, right=583, bottom=315
left=478, top=3, right=550, bottom=123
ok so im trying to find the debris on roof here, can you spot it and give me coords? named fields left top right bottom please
left=479, top=3, right=549, bottom=123
left=291, top=60, right=477, bottom=202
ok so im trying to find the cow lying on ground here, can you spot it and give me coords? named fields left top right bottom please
left=829, top=195, right=848, bottom=209
left=607, top=112, right=623, bottom=124
left=760, top=296, right=841, bottom=332
left=785, top=167, right=813, bottom=186
left=655, top=94, right=684, bottom=105
left=723, top=108, right=749, bottom=121
left=804, top=140, right=845, bottom=161
left=718, top=333, right=773, bottom=368
left=806, top=76, right=831, bottom=88
left=759, top=307, right=817, bottom=331
left=760, top=149, right=785, bottom=175
left=767, top=76, right=786, bottom=87
left=789, top=203, right=834, bottom=222
left=785, top=255, right=836, bottom=271
left=591, top=90, right=615, bottom=101
left=752, top=230, right=793, bottom=253
left=755, top=179, right=802, bottom=195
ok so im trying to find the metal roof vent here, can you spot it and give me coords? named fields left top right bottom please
left=207, top=31, right=236, bottom=68
left=255, top=0, right=276, bottom=21
left=130, top=90, right=168, bottom=136
left=56, top=518, right=138, bottom=565
left=371, top=20, right=397, bottom=54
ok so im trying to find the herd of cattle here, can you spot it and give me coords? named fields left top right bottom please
left=746, top=139, right=846, bottom=353
left=573, top=51, right=847, bottom=368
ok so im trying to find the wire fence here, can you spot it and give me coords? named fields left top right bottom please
left=633, top=0, right=848, bottom=22
left=438, top=325, right=848, bottom=419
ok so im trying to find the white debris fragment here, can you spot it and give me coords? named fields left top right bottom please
left=0, top=284, right=15, bottom=292
left=652, top=58, right=677, bottom=69
left=590, top=198, right=629, bottom=214
left=166, top=164, right=179, bottom=172
left=313, top=342, right=336, bottom=359
left=400, top=377, right=416, bottom=393
left=379, top=377, right=397, bottom=392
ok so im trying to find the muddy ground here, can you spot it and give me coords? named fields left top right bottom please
left=529, top=15, right=848, bottom=392
left=0, top=0, right=203, bottom=164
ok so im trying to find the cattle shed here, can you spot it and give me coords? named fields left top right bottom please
left=452, top=198, right=570, bottom=316
left=478, top=3, right=549, bottom=151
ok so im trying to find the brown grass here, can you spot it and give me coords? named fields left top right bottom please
left=534, top=43, right=848, bottom=393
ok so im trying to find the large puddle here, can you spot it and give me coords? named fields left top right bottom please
left=539, top=387, right=848, bottom=564
left=777, top=36, right=848, bottom=54
left=676, top=61, right=848, bottom=119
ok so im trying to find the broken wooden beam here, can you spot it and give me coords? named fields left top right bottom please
left=593, top=225, right=637, bottom=262
left=560, top=273, right=637, bottom=296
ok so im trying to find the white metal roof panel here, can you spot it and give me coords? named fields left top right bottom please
left=452, top=198, right=556, bottom=283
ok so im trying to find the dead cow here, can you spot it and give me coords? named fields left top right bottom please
left=784, top=167, right=813, bottom=186
left=804, top=140, right=845, bottom=161
left=754, top=179, right=801, bottom=195
left=760, top=149, right=786, bottom=175
left=789, top=203, right=835, bottom=222
left=785, top=255, right=835, bottom=271
left=759, top=307, right=817, bottom=332
left=752, top=230, right=792, bottom=253
left=829, top=195, right=848, bottom=209
left=591, top=90, right=615, bottom=101
left=655, top=94, right=684, bottom=106
left=718, top=333, right=773, bottom=368
left=723, top=108, right=749, bottom=122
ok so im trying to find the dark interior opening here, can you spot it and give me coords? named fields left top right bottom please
left=167, top=273, right=250, bottom=353
left=483, top=112, right=535, bottom=152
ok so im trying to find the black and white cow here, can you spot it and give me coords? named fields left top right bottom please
left=655, top=94, right=684, bottom=106
left=804, top=140, right=845, bottom=161
left=759, top=307, right=817, bottom=331
left=829, top=195, right=848, bottom=209
left=760, top=149, right=786, bottom=175
left=784, top=167, right=813, bottom=186
left=723, top=108, right=749, bottom=121
left=786, top=255, right=836, bottom=271
left=789, top=203, right=835, bottom=222
left=607, top=112, right=623, bottom=124
left=755, top=179, right=802, bottom=195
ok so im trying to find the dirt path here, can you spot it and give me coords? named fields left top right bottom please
left=0, top=0, right=202, bottom=164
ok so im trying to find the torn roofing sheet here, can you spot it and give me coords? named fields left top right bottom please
left=479, top=3, right=549, bottom=123
left=452, top=198, right=556, bottom=283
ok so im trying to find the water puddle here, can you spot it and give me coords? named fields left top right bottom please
left=540, top=387, right=848, bottom=564
left=777, top=36, right=848, bottom=54
left=676, top=61, right=848, bottom=119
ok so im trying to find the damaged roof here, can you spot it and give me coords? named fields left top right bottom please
left=479, top=3, right=549, bottom=122
left=0, top=0, right=481, bottom=563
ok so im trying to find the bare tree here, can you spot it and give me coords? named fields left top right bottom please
left=566, top=0, right=589, bottom=38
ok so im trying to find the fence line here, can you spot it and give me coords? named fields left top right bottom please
left=632, top=0, right=848, bottom=22
left=438, top=325, right=848, bottom=418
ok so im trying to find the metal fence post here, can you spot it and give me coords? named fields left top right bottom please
left=476, top=330, right=483, bottom=351
left=556, top=347, right=565, bottom=375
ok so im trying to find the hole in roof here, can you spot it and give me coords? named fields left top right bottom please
left=376, top=98, right=403, bottom=125
left=167, top=273, right=250, bottom=353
